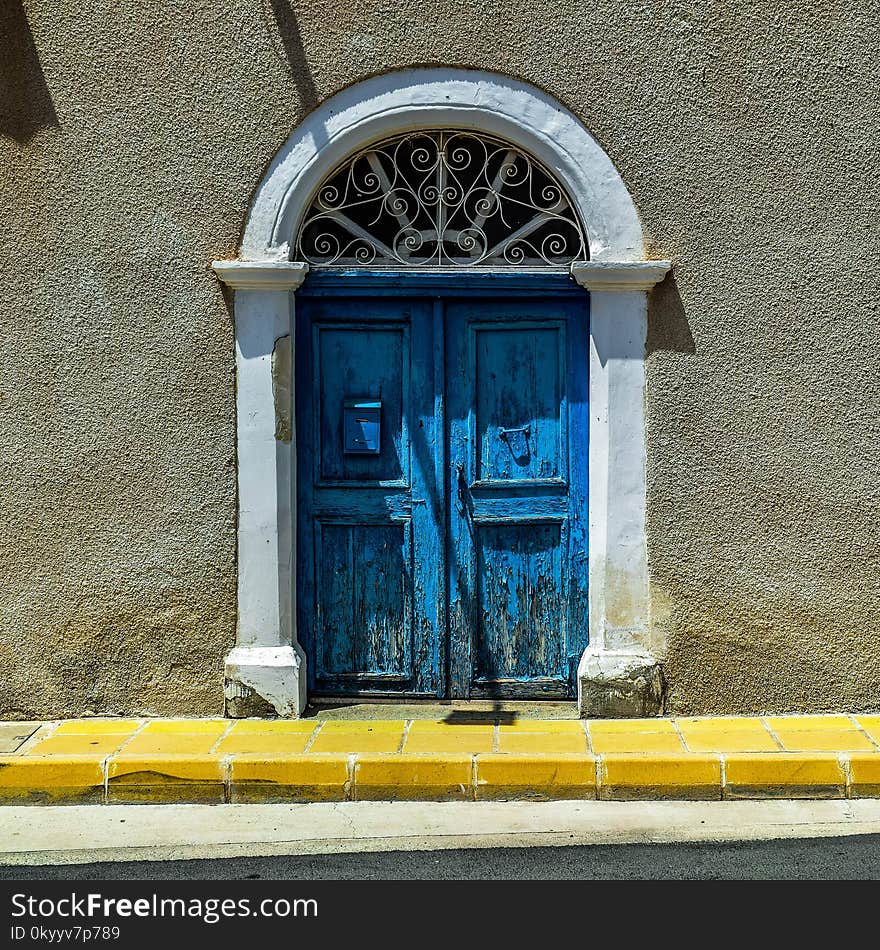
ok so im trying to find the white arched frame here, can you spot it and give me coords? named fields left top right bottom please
left=213, top=69, right=670, bottom=717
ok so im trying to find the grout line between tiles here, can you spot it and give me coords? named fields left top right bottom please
left=848, top=714, right=880, bottom=750
left=839, top=752, right=852, bottom=799
left=761, top=718, right=786, bottom=751
left=16, top=721, right=63, bottom=754
left=221, top=754, right=233, bottom=803
left=101, top=755, right=110, bottom=805
left=111, top=720, right=150, bottom=758
left=670, top=719, right=689, bottom=752
left=302, top=721, right=323, bottom=753
left=347, top=753, right=357, bottom=801
left=581, top=719, right=593, bottom=755
left=208, top=720, right=237, bottom=755
left=397, top=720, right=413, bottom=754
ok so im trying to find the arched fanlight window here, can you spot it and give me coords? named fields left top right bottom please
left=296, top=130, right=588, bottom=268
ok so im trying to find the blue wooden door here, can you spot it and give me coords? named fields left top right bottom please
left=296, top=279, right=588, bottom=699
left=296, top=294, right=445, bottom=696
left=446, top=296, right=589, bottom=698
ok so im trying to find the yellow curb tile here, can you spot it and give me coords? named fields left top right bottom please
left=354, top=754, right=472, bottom=801
left=229, top=754, right=349, bottom=803
left=724, top=754, right=846, bottom=799
left=403, top=722, right=494, bottom=753
left=120, top=733, right=226, bottom=755
left=599, top=754, right=722, bottom=800
left=497, top=720, right=586, bottom=733
left=848, top=754, right=880, bottom=798
left=52, top=720, right=143, bottom=736
left=764, top=716, right=855, bottom=731
left=854, top=717, right=880, bottom=744
left=26, top=735, right=131, bottom=756
left=214, top=733, right=314, bottom=755
left=475, top=754, right=596, bottom=800
left=497, top=732, right=589, bottom=754
left=315, top=720, right=406, bottom=732
left=309, top=724, right=404, bottom=754
left=138, top=720, right=229, bottom=735
left=589, top=732, right=685, bottom=754
left=772, top=728, right=876, bottom=753
left=227, top=720, right=319, bottom=735
left=680, top=731, right=780, bottom=753
left=405, top=720, right=494, bottom=733
left=0, top=756, right=105, bottom=803
left=587, top=719, right=676, bottom=734
left=108, top=755, right=224, bottom=783
left=676, top=717, right=769, bottom=733
left=107, top=755, right=224, bottom=803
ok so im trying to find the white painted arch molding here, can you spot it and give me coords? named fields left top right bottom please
left=219, top=68, right=672, bottom=717
left=241, top=68, right=645, bottom=262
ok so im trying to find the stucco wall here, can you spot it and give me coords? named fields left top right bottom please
left=1, top=0, right=878, bottom=717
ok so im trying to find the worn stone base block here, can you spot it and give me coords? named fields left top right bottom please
left=578, top=650, right=665, bottom=718
left=224, top=646, right=307, bottom=719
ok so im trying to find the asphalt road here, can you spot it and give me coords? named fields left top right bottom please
left=3, top=835, right=880, bottom=880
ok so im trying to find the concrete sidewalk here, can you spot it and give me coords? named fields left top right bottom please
left=2, top=714, right=880, bottom=804
left=6, top=800, right=880, bottom=867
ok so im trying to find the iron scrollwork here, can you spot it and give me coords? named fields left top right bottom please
left=296, top=130, right=587, bottom=268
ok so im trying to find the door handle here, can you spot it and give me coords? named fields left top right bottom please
left=499, top=423, right=531, bottom=441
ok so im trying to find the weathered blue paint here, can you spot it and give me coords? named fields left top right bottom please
left=300, top=270, right=583, bottom=297
left=296, top=275, right=589, bottom=699
left=446, top=296, right=590, bottom=698
left=296, top=295, right=443, bottom=696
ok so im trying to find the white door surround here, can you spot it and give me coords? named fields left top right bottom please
left=213, top=69, right=671, bottom=717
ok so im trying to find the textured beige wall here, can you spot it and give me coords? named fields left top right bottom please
left=1, top=0, right=878, bottom=717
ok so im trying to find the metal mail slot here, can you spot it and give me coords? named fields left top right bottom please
left=343, top=399, right=381, bottom=455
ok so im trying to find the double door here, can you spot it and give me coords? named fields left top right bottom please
left=296, top=282, right=589, bottom=699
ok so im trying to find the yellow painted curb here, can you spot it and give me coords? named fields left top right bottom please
left=847, top=754, right=880, bottom=798
left=107, top=755, right=225, bottom=804
left=229, top=754, right=350, bottom=803
left=475, top=754, right=597, bottom=801
left=3, top=715, right=880, bottom=805
left=52, top=719, right=143, bottom=736
left=723, top=754, right=847, bottom=799
left=310, top=722, right=405, bottom=754
left=353, top=754, right=473, bottom=801
left=599, top=754, right=723, bottom=800
left=0, top=756, right=105, bottom=803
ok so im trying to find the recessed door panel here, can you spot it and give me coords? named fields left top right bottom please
left=315, top=521, right=411, bottom=681
left=475, top=324, right=564, bottom=484
left=316, top=325, right=408, bottom=485
left=474, top=520, right=566, bottom=684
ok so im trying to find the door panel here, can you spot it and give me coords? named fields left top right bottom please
left=315, top=520, right=412, bottom=682
left=315, top=325, right=408, bottom=485
left=474, top=520, right=566, bottom=683
left=447, top=296, right=589, bottom=699
left=297, top=296, right=443, bottom=697
left=475, top=324, right=564, bottom=484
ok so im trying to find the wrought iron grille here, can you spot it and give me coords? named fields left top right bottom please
left=296, top=130, right=588, bottom=268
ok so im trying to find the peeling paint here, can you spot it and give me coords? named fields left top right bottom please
left=271, top=334, right=292, bottom=443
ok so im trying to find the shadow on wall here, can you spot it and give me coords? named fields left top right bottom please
left=0, top=1, right=58, bottom=143
left=646, top=271, right=696, bottom=356
left=263, top=0, right=319, bottom=111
